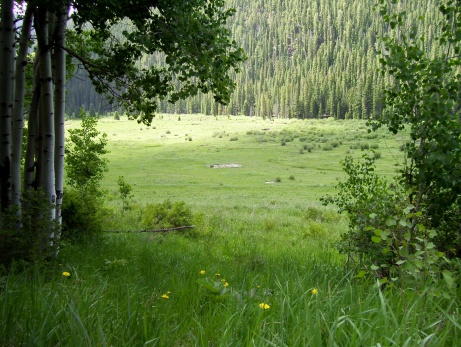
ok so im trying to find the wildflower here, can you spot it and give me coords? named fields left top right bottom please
left=220, top=278, right=227, bottom=282
left=161, top=294, right=170, bottom=299
left=215, top=273, right=221, bottom=278
left=223, top=282, right=229, bottom=287
left=200, top=270, right=206, bottom=275
left=259, top=303, right=270, bottom=310
left=312, top=288, right=318, bottom=295
left=62, top=271, right=70, bottom=277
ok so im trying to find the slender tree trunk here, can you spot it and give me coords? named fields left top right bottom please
left=36, top=7, right=56, bottom=228
left=0, top=0, right=15, bottom=211
left=24, top=59, right=41, bottom=191
left=11, top=5, right=33, bottom=209
left=53, top=3, right=69, bottom=248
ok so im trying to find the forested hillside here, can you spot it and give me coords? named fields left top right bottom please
left=66, top=0, right=441, bottom=119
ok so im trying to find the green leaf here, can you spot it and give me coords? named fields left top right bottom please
left=396, top=260, right=406, bottom=265
left=442, top=270, right=454, bottom=289
left=399, top=247, right=409, bottom=257
left=354, top=270, right=367, bottom=279
left=371, top=236, right=382, bottom=244
left=370, top=264, right=380, bottom=271
left=386, top=218, right=397, bottom=226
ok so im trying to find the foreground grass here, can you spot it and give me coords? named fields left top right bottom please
left=1, top=231, right=459, bottom=346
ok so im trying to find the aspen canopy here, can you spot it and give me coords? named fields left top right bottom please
left=0, top=0, right=245, bottom=247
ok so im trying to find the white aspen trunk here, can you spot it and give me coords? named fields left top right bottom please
left=11, top=5, right=33, bottom=209
left=36, top=7, right=56, bottom=233
left=53, top=4, right=69, bottom=250
left=0, top=0, right=15, bottom=211
left=24, top=59, right=41, bottom=190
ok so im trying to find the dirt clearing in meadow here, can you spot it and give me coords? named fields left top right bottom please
left=209, top=163, right=242, bottom=168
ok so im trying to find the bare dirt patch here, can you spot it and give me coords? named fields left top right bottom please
left=209, top=163, right=242, bottom=168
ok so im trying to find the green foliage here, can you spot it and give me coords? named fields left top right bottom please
left=68, top=0, right=246, bottom=124
left=117, top=176, right=133, bottom=213
left=321, top=152, right=405, bottom=268
left=141, top=200, right=194, bottom=230
left=367, top=208, right=452, bottom=290
left=374, top=0, right=461, bottom=254
left=61, top=189, right=105, bottom=242
left=66, top=108, right=109, bottom=196
left=0, top=190, right=56, bottom=268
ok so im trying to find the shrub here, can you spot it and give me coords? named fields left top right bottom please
left=321, top=153, right=405, bottom=273
left=230, top=136, right=238, bottom=141
left=275, top=177, right=281, bottom=183
left=61, top=189, right=105, bottom=243
left=0, top=190, right=56, bottom=268
left=142, top=200, right=193, bottom=229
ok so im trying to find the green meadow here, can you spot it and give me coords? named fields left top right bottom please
left=2, top=115, right=460, bottom=346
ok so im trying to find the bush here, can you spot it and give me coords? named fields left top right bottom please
left=142, top=200, right=193, bottom=229
left=321, top=153, right=405, bottom=272
left=0, top=190, right=56, bottom=268
left=61, top=189, right=105, bottom=243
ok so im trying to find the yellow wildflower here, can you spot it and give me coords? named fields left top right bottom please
left=223, top=282, right=229, bottom=287
left=259, top=303, right=270, bottom=310
left=312, top=288, right=318, bottom=295
left=215, top=273, right=221, bottom=278
left=200, top=270, right=206, bottom=275
left=161, top=294, right=170, bottom=299
left=62, top=271, right=70, bottom=277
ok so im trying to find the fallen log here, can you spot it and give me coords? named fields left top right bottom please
left=140, top=225, right=195, bottom=233
left=106, top=225, right=195, bottom=233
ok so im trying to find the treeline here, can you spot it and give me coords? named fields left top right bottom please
left=66, top=0, right=442, bottom=119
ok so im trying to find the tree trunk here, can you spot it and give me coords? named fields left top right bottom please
left=0, top=0, right=15, bottom=211
left=24, top=58, right=41, bottom=191
left=36, top=7, right=56, bottom=228
left=11, top=5, right=33, bottom=209
left=53, top=3, right=69, bottom=247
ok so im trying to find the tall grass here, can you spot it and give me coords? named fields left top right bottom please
left=1, top=231, right=458, bottom=346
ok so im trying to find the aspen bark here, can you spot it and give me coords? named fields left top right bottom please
left=24, top=59, right=41, bottom=191
left=36, top=7, right=56, bottom=227
left=11, top=5, right=33, bottom=209
left=53, top=4, right=69, bottom=241
left=0, top=0, right=15, bottom=211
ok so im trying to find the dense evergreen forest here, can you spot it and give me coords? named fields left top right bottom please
left=66, top=0, right=442, bottom=119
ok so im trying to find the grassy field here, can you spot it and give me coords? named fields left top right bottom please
left=2, top=115, right=460, bottom=346
left=94, top=115, right=403, bottom=207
